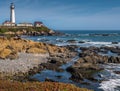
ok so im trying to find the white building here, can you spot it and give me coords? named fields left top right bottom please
left=17, top=23, right=33, bottom=27
left=10, top=3, right=15, bottom=23
left=2, top=21, right=15, bottom=26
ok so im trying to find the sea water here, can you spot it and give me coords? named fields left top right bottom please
left=23, top=30, right=120, bottom=47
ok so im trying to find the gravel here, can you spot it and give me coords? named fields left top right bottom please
left=0, top=53, right=49, bottom=76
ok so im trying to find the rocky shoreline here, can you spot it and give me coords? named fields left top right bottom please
left=66, top=46, right=120, bottom=83
left=0, top=37, right=77, bottom=81
left=1, top=36, right=120, bottom=91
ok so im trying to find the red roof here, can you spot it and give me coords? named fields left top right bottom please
left=34, top=21, right=43, bottom=24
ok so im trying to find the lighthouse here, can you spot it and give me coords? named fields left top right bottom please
left=10, top=3, right=15, bottom=23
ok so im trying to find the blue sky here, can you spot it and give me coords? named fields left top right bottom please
left=0, top=0, right=120, bottom=30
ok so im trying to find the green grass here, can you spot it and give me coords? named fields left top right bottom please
left=0, top=26, right=50, bottom=34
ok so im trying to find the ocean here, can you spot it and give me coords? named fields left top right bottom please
left=23, top=30, right=120, bottom=91
left=23, top=30, right=120, bottom=47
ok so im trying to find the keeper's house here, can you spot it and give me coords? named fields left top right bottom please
left=34, top=21, right=43, bottom=27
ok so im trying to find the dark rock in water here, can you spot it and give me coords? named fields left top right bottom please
left=52, top=31, right=65, bottom=36
left=89, top=33, right=110, bottom=36
left=67, top=40, right=77, bottom=43
left=79, top=41, right=85, bottom=43
left=100, top=46, right=120, bottom=54
left=108, top=56, right=120, bottom=63
left=66, top=45, right=79, bottom=52
left=102, top=34, right=110, bottom=36
left=55, top=75, right=62, bottom=79
left=98, top=74, right=104, bottom=78
left=67, top=67, right=84, bottom=81
left=99, top=48, right=108, bottom=54
left=40, top=62, right=63, bottom=72
left=80, top=81, right=90, bottom=85
left=100, top=46, right=115, bottom=51
left=66, top=62, right=104, bottom=82
left=112, top=42, right=119, bottom=44
left=88, top=77, right=98, bottom=82
left=113, top=71, right=120, bottom=74
left=28, top=67, right=39, bottom=75
left=45, top=78, right=56, bottom=82
left=111, top=49, right=120, bottom=54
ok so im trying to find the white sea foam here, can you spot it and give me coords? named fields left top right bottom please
left=99, top=64, right=120, bottom=91
left=56, top=41, right=120, bottom=47
left=99, top=79, right=120, bottom=91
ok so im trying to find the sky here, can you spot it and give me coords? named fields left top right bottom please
left=0, top=0, right=120, bottom=30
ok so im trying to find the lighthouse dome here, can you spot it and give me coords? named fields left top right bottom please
left=11, top=3, right=15, bottom=9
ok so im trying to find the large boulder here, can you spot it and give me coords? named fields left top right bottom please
left=67, top=63, right=102, bottom=82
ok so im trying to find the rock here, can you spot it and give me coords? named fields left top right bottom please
left=67, top=62, right=103, bottom=82
left=47, top=44, right=69, bottom=54
left=67, top=40, right=77, bottom=43
left=49, top=30, right=55, bottom=34
left=50, top=59, right=57, bottom=64
left=66, top=45, right=78, bottom=52
left=113, top=71, right=120, bottom=74
left=41, top=62, right=63, bottom=72
left=88, top=77, right=98, bottom=82
left=79, top=41, right=85, bottom=43
left=55, top=75, right=62, bottom=79
left=67, top=67, right=84, bottom=81
left=26, top=47, right=47, bottom=54
left=108, top=56, right=120, bottom=63
left=112, top=42, right=119, bottom=44
left=111, top=49, right=120, bottom=54
left=45, top=78, right=56, bottom=82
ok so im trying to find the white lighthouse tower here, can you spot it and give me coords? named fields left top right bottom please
left=10, top=3, right=15, bottom=23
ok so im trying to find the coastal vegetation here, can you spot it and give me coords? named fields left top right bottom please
left=0, top=26, right=50, bottom=33
left=0, top=80, right=92, bottom=91
left=0, top=26, right=56, bottom=37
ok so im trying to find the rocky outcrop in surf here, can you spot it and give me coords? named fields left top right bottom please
left=67, top=46, right=120, bottom=82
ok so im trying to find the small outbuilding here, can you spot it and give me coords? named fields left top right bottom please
left=34, top=21, right=43, bottom=27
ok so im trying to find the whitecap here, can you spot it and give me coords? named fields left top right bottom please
left=99, top=79, right=120, bottom=91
